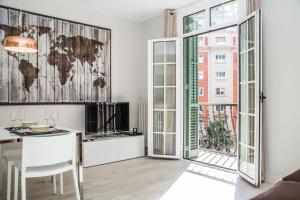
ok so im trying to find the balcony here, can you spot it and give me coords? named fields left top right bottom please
left=194, top=103, right=238, bottom=171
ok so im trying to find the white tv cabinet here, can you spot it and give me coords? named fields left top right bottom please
left=83, top=134, right=145, bottom=167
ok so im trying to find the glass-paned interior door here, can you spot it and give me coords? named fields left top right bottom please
left=148, top=38, right=180, bottom=158
left=238, top=10, right=262, bottom=186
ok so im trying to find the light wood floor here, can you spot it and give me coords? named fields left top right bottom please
left=1, top=157, right=271, bottom=200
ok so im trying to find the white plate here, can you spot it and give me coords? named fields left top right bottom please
left=30, top=125, right=50, bottom=133
left=22, top=121, right=38, bottom=128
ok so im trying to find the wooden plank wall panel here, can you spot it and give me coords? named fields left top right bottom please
left=37, top=16, right=47, bottom=102
left=0, top=6, right=111, bottom=104
left=69, top=23, right=78, bottom=102
left=18, top=13, right=28, bottom=103
left=8, top=9, right=19, bottom=103
left=78, top=24, right=85, bottom=102
left=54, top=19, right=63, bottom=102
left=0, top=8, right=9, bottom=102
left=91, top=27, right=98, bottom=102
left=27, top=14, right=38, bottom=102
left=46, top=17, right=55, bottom=102
left=84, top=25, right=92, bottom=102
left=104, top=30, right=111, bottom=102
left=62, top=21, right=70, bottom=102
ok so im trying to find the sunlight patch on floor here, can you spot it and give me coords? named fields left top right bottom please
left=160, top=163, right=239, bottom=200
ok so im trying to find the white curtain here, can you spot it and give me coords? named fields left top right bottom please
left=164, top=9, right=177, bottom=37
left=246, top=0, right=261, bottom=15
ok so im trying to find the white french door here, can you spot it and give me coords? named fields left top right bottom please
left=238, top=10, right=263, bottom=186
left=148, top=38, right=180, bottom=159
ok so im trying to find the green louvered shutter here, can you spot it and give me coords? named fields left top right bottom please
left=184, top=36, right=199, bottom=158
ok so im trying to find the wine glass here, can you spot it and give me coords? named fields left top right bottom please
left=44, top=108, right=50, bottom=125
left=10, top=111, right=17, bottom=129
left=18, top=108, right=25, bottom=122
left=50, top=110, right=60, bottom=128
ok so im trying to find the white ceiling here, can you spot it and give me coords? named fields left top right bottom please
left=57, top=0, right=201, bottom=22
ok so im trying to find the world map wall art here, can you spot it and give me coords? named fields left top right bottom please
left=0, top=6, right=111, bottom=104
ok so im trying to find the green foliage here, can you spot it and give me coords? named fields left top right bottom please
left=201, top=120, right=233, bottom=153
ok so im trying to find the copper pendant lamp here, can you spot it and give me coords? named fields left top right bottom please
left=3, top=0, right=38, bottom=53
left=4, top=35, right=37, bottom=53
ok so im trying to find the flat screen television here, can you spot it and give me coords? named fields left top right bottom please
left=85, top=102, right=129, bottom=134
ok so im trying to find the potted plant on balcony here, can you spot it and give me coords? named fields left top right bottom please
left=203, top=120, right=233, bottom=153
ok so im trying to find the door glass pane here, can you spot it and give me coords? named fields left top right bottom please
left=165, top=134, right=176, bottom=155
left=248, top=50, right=255, bottom=81
left=247, top=116, right=255, bottom=147
left=166, top=41, right=176, bottom=62
left=153, top=133, right=164, bottom=155
left=240, top=84, right=247, bottom=113
left=248, top=83, right=255, bottom=114
left=240, top=22, right=247, bottom=51
left=154, top=64, right=164, bottom=86
left=239, top=114, right=247, bottom=144
left=240, top=53, right=247, bottom=82
left=166, top=64, right=176, bottom=86
left=165, top=88, right=176, bottom=109
left=153, top=111, right=164, bottom=132
left=153, top=42, right=164, bottom=63
left=239, top=145, right=255, bottom=180
left=166, top=111, right=176, bottom=132
left=154, top=88, right=164, bottom=109
left=248, top=17, right=255, bottom=49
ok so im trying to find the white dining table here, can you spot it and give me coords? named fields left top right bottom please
left=0, top=127, right=84, bottom=199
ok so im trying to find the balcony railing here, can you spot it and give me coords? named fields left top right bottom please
left=198, top=103, right=238, bottom=156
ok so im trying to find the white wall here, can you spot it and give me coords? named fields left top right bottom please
left=261, top=0, right=300, bottom=182
left=0, top=0, right=146, bottom=131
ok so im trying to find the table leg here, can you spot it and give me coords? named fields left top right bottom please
left=0, top=144, right=3, bottom=188
left=77, top=133, right=83, bottom=200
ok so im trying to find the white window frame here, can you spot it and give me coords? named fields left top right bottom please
left=215, top=54, right=226, bottom=63
left=198, top=71, right=204, bottom=80
left=199, top=54, right=204, bottom=64
left=199, top=87, right=204, bottom=96
left=216, top=71, right=226, bottom=79
left=215, top=36, right=226, bottom=45
left=216, top=87, right=226, bottom=96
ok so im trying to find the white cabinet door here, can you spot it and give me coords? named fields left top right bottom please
left=148, top=38, right=180, bottom=159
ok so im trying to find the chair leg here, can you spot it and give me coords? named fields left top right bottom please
left=0, top=144, right=3, bottom=190
left=53, top=175, right=57, bottom=194
left=72, top=168, right=80, bottom=200
left=60, top=173, right=64, bottom=194
left=21, top=173, right=26, bottom=200
left=7, top=162, right=12, bottom=200
left=14, top=167, right=19, bottom=200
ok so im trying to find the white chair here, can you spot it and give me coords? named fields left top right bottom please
left=13, top=133, right=80, bottom=200
left=3, top=149, right=64, bottom=200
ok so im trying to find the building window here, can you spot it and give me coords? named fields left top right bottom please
left=199, top=54, right=204, bottom=63
left=216, top=54, right=226, bottom=63
left=199, top=36, right=205, bottom=47
left=216, top=37, right=226, bottom=45
left=198, top=71, right=204, bottom=80
left=216, top=88, right=225, bottom=96
left=199, top=87, right=204, bottom=96
left=211, top=0, right=238, bottom=26
left=216, top=71, right=226, bottom=79
left=183, top=10, right=206, bottom=34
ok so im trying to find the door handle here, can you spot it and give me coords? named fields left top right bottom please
left=259, top=92, right=266, bottom=103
